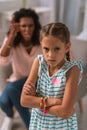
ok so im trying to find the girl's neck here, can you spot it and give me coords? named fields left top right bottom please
left=49, top=60, right=66, bottom=76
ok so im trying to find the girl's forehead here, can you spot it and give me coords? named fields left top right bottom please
left=41, top=35, right=65, bottom=46
left=42, top=35, right=60, bottom=41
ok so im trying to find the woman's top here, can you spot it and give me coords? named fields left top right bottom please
left=29, top=54, right=84, bottom=130
left=0, top=38, right=42, bottom=82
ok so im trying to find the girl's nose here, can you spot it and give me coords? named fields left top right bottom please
left=49, top=51, right=53, bottom=57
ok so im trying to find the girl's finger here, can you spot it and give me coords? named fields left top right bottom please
left=23, top=86, right=34, bottom=94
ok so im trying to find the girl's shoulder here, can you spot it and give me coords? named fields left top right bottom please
left=37, top=54, right=43, bottom=60
left=63, top=60, right=84, bottom=74
left=37, top=54, right=44, bottom=64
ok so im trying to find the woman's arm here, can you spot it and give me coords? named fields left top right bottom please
left=20, top=57, right=62, bottom=108
left=46, top=65, right=80, bottom=119
left=1, top=35, right=15, bottom=57
left=0, top=16, right=19, bottom=57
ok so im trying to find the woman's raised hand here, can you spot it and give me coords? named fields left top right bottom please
left=10, top=15, right=20, bottom=36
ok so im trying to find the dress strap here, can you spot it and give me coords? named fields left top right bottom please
left=64, top=61, right=84, bottom=74
left=64, top=61, right=84, bottom=84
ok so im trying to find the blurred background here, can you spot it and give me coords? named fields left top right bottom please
left=0, top=0, right=87, bottom=130
left=0, top=0, right=87, bottom=42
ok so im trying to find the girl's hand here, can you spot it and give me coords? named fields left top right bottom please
left=23, top=83, right=37, bottom=96
left=46, top=106, right=75, bottom=118
left=47, top=97, right=62, bottom=107
left=68, top=107, right=75, bottom=117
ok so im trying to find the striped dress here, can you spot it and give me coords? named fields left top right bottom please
left=29, top=54, right=84, bottom=130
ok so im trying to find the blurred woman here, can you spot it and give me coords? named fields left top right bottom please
left=0, top=8, right=42, bottom=129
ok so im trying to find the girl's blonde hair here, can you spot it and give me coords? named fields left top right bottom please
left=40, top=22, right=70, bottom=61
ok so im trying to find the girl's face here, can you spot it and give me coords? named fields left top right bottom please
left=41, top=35, right=70, bottom=70
left=19, top=17, right=35, bottom=41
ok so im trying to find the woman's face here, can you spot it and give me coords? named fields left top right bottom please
left=19, top=17, right=35, bottom=41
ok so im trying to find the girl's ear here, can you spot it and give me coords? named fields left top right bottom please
left=66, top=43, right=71, bottom=53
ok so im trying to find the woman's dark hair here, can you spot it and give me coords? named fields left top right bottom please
left=40, top=22, right=71, bottom=61
left=8, top=8, right=41, bottom=47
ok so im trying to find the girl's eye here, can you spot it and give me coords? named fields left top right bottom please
left=54, top=48, right=60, bottom=51
left=43, top=47, right=49, bottom=52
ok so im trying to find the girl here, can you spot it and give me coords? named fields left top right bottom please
left=21, top=22, right=84, bottom=130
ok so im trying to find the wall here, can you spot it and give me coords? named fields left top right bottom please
left=71, top=36, right=87, bottom=65
left=83, top=0, right=87, bottom=29
left=37, top=0, right=56, bottom=22
left=63, top=0, right=81, bottom=35
left=0, top=0, right=22, bottom=11
left=0, top=0, right=39, bottom=11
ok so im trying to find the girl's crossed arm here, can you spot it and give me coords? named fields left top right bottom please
left=20, top=57, right=62, bottom=108
left=46, top=65, right=80, bottom=119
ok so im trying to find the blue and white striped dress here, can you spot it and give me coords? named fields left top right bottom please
left=29, top=54, right=84, bottom=130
